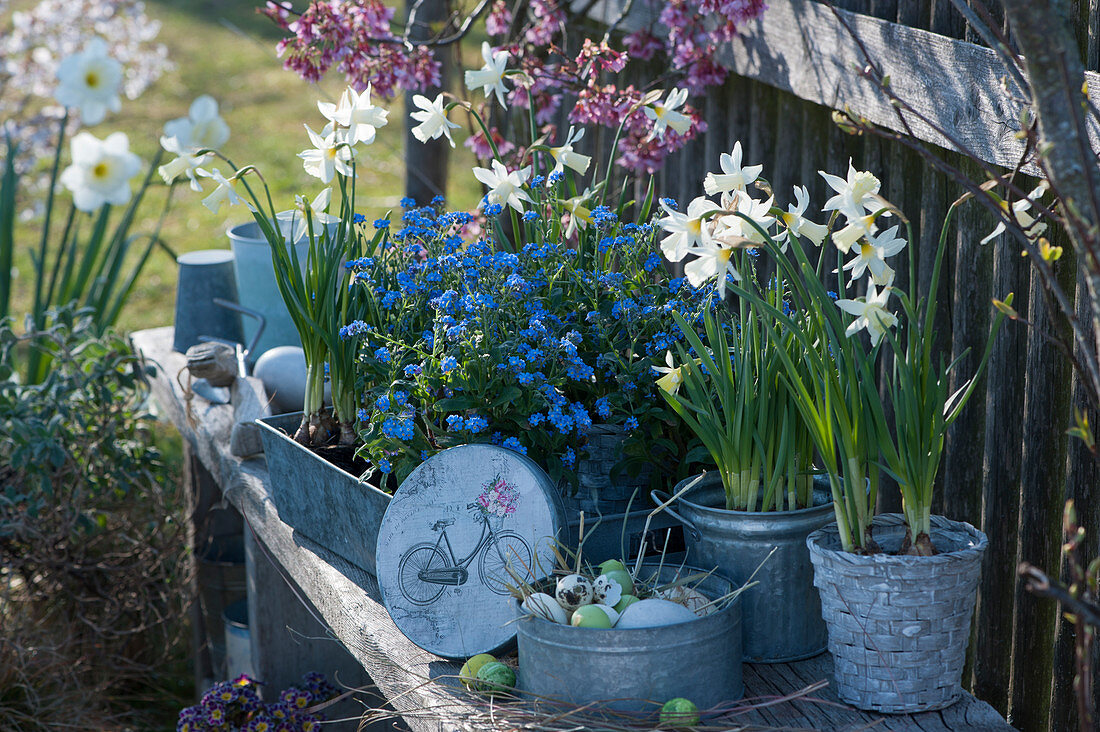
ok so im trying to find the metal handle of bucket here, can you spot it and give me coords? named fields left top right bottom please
left=650, top=489, right=702, bottom=543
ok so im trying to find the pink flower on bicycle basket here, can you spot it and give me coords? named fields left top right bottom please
left=477, top=477, right=519, bottom=519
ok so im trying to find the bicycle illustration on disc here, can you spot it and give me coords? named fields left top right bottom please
left=397, top=477, right=533, bottom=606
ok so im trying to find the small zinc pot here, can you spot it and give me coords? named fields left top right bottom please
left=806, top=513, right=988, bottom=714
left=515, top=562, right=742, bottom=712
left=655, top=472, right=833, bottom=663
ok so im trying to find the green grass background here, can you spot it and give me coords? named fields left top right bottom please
left=10, top=0, right=480, bottom=335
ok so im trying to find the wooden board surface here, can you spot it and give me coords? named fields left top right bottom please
left=583, top=0, right=1100, bottom=175
left=133, top=326, right=1015, bottom=731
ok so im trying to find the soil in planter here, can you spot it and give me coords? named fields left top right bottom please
left=276, top=424, right=399, bottom=493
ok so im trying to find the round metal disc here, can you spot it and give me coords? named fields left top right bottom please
left=376, top=444, right=566, bottom=659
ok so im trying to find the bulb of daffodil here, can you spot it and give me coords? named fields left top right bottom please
left=410, top=93, right=460, bottom=148
left=58, top=131, right=141, bottom=212
left=644, top=88, right=691, bottom=139
left=54, top=38, right=123, bottom=125
left=703, top=142, right=763, bottom=196
left=464, top=42, right=511, bottom=107
left=299, top=124, right=355, bottom=184
left=319, top=85, right=388, bottom=146
left=653, top=351, right=685, bottom=395
left=658, top=196, right=715, bottom=262
left=548, top=126, right=591, bottom=175
left=472, top=160, right=532, bottom=213
left=835, top=284, right=898, bottom=346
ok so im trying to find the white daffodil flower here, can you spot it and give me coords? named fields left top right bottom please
left=717, top=190, right=774, bottom=244
left=472, top=159, right=532, bottom=213
left=410, top=93, right=460, bottom=148
left=820, top=160, right=887, bottom=222
left=658, top=196, right=715, bottom=263
left=832, top=213, right=879, bottom=254
left=276, top=187, right=341, bottom=243
left=839, top=224, right=906, bottom=286
left=58, top=131, right=141, bottom=212
left=644, top=88, right=691, bottom=139
left=653, top=351, right=685, bottom=396
left=319, top=85, right=388, bottom=146
left=158, top=151, right=208, bottom=192
left=161, top=95, right=230, bottom=154
left=197, top=167, right=244, bottom=214
left=299, top=124, right=355, bottom=184
left=835, top=283, right=898, bottom=346
left=548, top=126, right=592, bottom=175
left=980, top=183, right=1048, bottom=245
left=779, top=185, right=828, bottom=247
left=464, top=42, right=511, bottom=107
left=682, top=237, right=743, bottom=292
left=703, top=142, right=763, bottom=196
left=562, top=191, right=595, bottom=238
left=54, top=38, right=123, bottom=125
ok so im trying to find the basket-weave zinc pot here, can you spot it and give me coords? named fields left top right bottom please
left=806, top=513, right=988, bottom=714
left=656, top=472, right=833, bottom=663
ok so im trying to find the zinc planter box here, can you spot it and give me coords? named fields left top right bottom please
left=257, top=413, right=681, bottom=576
left=257, top=413, right=392, bottom=575
left=514, top=562, right=743, bottom=712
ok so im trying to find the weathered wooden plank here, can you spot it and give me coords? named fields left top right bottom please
left=943, top=159, right=995, bottom=529
left=972, top=227, right=1030, bottom=716
left=1049, top=266, right=1100, bottom=732
left=1010, top=244, right=1077, bottom=732
left=583, top=0, right=1100, bottom=174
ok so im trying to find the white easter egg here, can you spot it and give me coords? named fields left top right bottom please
left=522, top=592, right=569, bottom=624
left=615, top=598, right=699, bottom=629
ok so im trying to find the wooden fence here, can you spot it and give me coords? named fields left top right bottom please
left=576, top=1, right=1098, bottom=730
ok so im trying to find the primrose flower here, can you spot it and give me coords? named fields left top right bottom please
left=658, top=196, right=716, bottom=262
left=58, top=131, right=141, bottom=212
left=703, top=141, right=762, bottom=196
left=319, top=85, right=389, bottom=146
left=779, top=185, right=828, bottom=247
left=464, top=42, right=511, bottom=107
left=644, top=87, right=691, bottom=139
left=980, top=183, right=1048, bottom=245
left=653, top=351, right=685, bottom=395
left=299, top=124, right=355, bottom=183
left=54, top=38, right=123, bottom=125
left=410, top=93, right=459, bottom=148
left=840, top=224, right=906, bottom=286
left=197, top=167, right=244, bottom=214
left=835, top=283, right=898, bottom=346
left=472, top=159, right=532, bottom=213
left=820, top=160, right=889, bottom=223
left=548, top=126, right=591, bottom=175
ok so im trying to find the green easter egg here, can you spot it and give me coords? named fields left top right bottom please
left=660, top=697, right=700, bottom=728
left=459, top=653, right=496, bottom=689
left=475, top=661, right=516, bottom=696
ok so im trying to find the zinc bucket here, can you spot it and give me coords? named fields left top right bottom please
left=514, top=562, right=742, bottom=713
left=656, top=472, right=833, bottom=663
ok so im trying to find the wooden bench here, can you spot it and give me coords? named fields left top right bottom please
left=133, top=326, right=1015, bottom=731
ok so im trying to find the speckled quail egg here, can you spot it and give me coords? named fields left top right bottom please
left=592, top=574, right=624, bottom=607
left=555, top=574, right=594, bottom=612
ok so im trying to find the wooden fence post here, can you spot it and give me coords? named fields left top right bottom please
left=403, top=0, right=450, bottom=206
